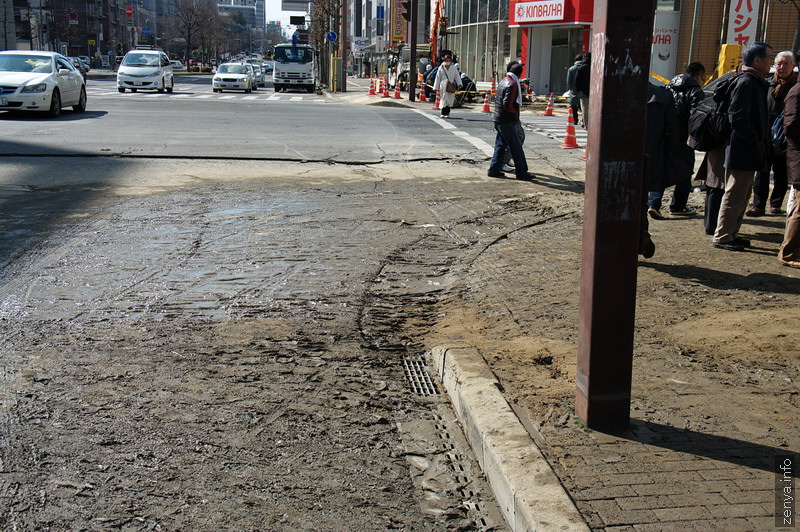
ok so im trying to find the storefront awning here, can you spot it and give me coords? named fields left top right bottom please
left=509, top=0, right=593, bottom=27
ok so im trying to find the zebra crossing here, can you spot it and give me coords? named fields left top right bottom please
left=85, top=84, right=329, bottom=104
left=520, top=114, right=589, bottom=146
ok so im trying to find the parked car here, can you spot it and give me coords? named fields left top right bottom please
left=68, top=57, right=89, bottom=81
left=78, top=55, right=92, bottom=67
left=170, top=60, right=186, bottom=71
left=116, top=48, right=174, bottom=93
left=212, top=63, right=255, bottom=93
left=0, top=50, right=87, bottom=117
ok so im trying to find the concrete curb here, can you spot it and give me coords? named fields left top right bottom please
left=430, top=345, right=589, bottom=532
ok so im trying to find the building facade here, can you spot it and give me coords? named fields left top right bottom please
left=443, top=0, right=799, bottom=94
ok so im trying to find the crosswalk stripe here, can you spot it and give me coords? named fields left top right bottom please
left=220, top=95, right=236, bottom=99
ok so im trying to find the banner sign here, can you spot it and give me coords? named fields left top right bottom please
left=390, top=0, right=405, bottom=44
left=726, top=0, right=760, bottom=46
left=650, top=10, right=680, bottom=80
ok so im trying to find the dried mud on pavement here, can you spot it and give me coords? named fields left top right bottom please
left=2, top=155, right=797, bottom=530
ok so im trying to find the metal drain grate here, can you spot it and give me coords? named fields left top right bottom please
left=403, top=356, right=439, bottom=396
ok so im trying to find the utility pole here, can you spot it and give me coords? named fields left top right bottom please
left=575, top=0, right=657, bottom=432
left=340, top=0, right=347, bottom=91
left=408, top=0, right=417, bottom=101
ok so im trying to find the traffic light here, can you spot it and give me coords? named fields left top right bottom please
left=400, top=0, right=411, bottom=21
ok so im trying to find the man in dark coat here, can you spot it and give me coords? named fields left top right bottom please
left=713, top=42, right=773, bottom=251
left=574, top=53, right=591, bottom=129
left=747, top=51, right=797, bottom=216
left=640, top=83, right=683, bottom=258
left=565, top=54, right=582, bottom=123
left=487, top=61, right=535, bottom=181
left=647, top=62, right=706, bottom=219
left=778, top=80, right=800, bottom=267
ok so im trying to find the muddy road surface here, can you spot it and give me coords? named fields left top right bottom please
left=0, top=157, right=579, bottom=530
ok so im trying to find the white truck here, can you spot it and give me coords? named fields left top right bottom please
left=272, top=44, right=317, bottom=93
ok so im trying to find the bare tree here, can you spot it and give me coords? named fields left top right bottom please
left=171, top=0, right=216, bottom=65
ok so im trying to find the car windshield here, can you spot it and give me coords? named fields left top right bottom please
left=0, top=55, right=53, bottom=73
left=217, top=64, right=247, bottom=74
left=122, top=53, right=159, bottom=67
left=274, top=47, right=311, bottom=64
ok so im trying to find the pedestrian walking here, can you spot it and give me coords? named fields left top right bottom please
left=487, top=61, right=535, bottom=181
left=713, top=42, right=774, bottom=252
left=647, top=62, right=706, bottom=219
left=778, top=80, right=800, bottom=267
left=433, top=53, right=462, bottom=118
left=566, top=54, right=583, bottom=124
left=574, top=53, right=591, bottom=129
left=747, top=51, right=797, bottom=217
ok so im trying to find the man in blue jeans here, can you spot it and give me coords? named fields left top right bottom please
left=488, top=61, right=535, bottom=181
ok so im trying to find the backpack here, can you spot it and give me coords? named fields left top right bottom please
left=687, top=73, right=741, bottom=152
left=772, top=111, right=787, bottom=154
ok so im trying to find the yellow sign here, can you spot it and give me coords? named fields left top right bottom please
left=88, top=39, right=96, bottom=46
left=713, top=43, right=742, bottom=81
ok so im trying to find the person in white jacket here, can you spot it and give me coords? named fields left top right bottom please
left=433, top=53, right=462, bottom=118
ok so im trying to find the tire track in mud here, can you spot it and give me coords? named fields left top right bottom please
left=358, top=195, right=574, bottom=529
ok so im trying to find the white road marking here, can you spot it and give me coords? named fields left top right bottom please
left=410, top=108, right=493, bottom=157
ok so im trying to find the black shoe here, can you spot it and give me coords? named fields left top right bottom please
left=516, top=172, right=536, bottom=181
left=713, top=240, right=744, bottom=251
left=641, top=238, right=656, bottom=259
left=670, top=207, right=696, bottom=216
left=732, top=237, right=750, bottom=247
left=487, top=170, right=505, bottom=178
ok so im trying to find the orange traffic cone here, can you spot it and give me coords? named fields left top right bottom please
left=560, top=107, right=580, bottom=149
left=482, top=92, right=491, bottom=112
left=543, top=93, right=555, bottom=116
left=491, top=77, right=497, bottom=95
left=368, top=78, right=375, bottom=95
left=393, top=82, right=402, bottom=99
left=382, top=77, right=390, bottom=98
left=433, top=89, right=441, bottom=110
left=418, top=85, right=428, bottom=102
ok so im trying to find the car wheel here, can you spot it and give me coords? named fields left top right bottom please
left=47, top=89, right=61, bottom=118
left=118, top=87, right=125, bottom=93
left=245, top=87, right=252, bottom=93
left=213, top=88, right=220, bottom=93
left=166, top=79, right=173, bottom=93
left=307, top=86, right=314, bottom=93
left=131, top=88, right=137, bottom=93
left=73, top=86, right=87, bottom=112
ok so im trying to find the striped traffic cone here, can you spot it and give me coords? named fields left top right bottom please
left=433, top=89, right=441, bottom=110
left=560, top=107, right=580, bottom=149
left=491, top=77, right=496, bottom=96
left=393, top=82, right=402, bottom=99
left=543, top=93, right=555, bottom=116
left=368, top=78, right=375, bottom=95
left=418, top=85, right=428, bottom=102
left=482, top=92, right=491, bottom=113
left=382, top=77, right=390, bottom=98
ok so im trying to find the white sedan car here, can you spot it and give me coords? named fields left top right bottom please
left=212, top=63, right=254, bottom=93
left=0, top=50, right=87, bottom=117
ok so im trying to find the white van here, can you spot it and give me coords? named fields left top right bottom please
left=116, top=49, right=174, bottom=93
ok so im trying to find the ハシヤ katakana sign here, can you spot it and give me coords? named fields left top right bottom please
left=726, top=0, right=760, bottom=47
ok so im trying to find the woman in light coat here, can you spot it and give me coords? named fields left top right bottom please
left=433, top=53, right=462, bottom=118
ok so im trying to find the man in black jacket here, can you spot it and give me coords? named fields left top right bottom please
left=488, top=61, right=535, bottom=180
left=647, top=62, right=706, bottom=219
left=713, top=42, right=773, bottom=251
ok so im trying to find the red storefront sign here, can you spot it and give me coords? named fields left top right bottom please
left=509, top=0, right=593, bottom=26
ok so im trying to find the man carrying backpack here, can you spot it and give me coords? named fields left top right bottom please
left=746, top=51, right=797, bottom=217
left=713, top=42, right=773, bottom=252
left=647, top=62, right=706, bottom=219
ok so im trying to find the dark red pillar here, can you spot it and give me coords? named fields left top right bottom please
left=576, top=0, right=657, bottom=432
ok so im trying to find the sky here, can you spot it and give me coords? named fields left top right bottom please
left=265, top=0, right=308, bottom=28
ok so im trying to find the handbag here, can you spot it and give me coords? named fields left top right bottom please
left=445, top=80, right=457, bottom=93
